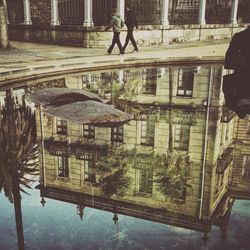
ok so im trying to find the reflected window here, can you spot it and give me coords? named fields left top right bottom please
left=215, top=173, right=224, bottom=197
left=81, top=74, right=90, bottom=84
left=83, top=125, right=95, bottom=139
left=174, top=124, right=190, bottom=150
left=177, top=68, right=194, bottom=97
left=82, top=160, right=96, bottom=182
left=111, top=126, right=123, bottom=143
left=141, top=121, right=155, bottom=146
left=136, top=167, right=153, bottom=195
left=242, top=155, right=250, bottom=179
left=142, top=68, right=157, bottom=95
left=247, top=118, right=250, bottom=134
left=220, top=123, right=229, bottom=145
left=58, top=156, right=69, bottom=177
left=56, top=120, right=67, bottom=135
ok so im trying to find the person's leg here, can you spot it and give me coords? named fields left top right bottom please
left=123, top=32, right=130, bottom=52
left=127, top=27, right=138, bottom=51
left=107, top=33, right=116, bottom=54
left=114, top=32, right=124, bottom=54
left=130, top=31, right=138, bottom=51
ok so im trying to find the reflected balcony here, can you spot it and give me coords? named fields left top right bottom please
left=216, top=147, right=234, bottom=174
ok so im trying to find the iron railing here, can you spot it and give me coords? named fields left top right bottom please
left=92, top=0, right=115, bottom=26
left=126, top=0, right=161, bottom=25
left=6, top=0, right=250, bottom=26
left=238, top=0, right=250, bottom=23
left=7, top=0, right=24, bottom=24
left=58, top=0, right=84, bottom=25
left=30, top=0, right=51, bottom=25
left=169, top=0, right=199, bottom=25
left=206, top=0, right=233, bottom=24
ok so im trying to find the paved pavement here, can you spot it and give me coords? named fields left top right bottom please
left=0, top=39, right=230, bottom=88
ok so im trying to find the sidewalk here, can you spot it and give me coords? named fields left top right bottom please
left=0, top=39, right=230, bottom=87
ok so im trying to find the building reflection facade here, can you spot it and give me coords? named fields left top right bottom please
left=230, top=117, right=250, bottom=199
left=34, top=64, right=242, bottom=236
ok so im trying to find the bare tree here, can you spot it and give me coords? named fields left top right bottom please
left=0, top=0, right=10, bottom=49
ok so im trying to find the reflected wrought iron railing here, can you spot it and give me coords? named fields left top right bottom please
left=216, top=147, right=234, bottom=174
left=40, top=185, right=211, bottom=232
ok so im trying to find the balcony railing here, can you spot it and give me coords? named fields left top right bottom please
left=216, top=147, right=234, bottom=174
left=45, top=137, right=108, bottom=158
left=221, top=107, right=235, bottom=123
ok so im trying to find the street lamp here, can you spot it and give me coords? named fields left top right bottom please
left=77, top=204, right=85, bottom=220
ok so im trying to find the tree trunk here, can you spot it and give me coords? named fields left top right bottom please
left=6, top=89, right=25, bottom=250
left=0, top=0, right=10, bottom=49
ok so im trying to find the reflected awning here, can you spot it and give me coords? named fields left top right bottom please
left=27, top=87, right=104, bottom=107
left=44, top=100, right=133, bottom=127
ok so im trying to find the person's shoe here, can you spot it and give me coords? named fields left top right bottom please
left=131, top=49, right=138, bottom=53
left=107, top=51, right=111, bottom=55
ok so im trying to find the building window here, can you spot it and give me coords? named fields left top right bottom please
left=142, top=68, right=157, bottom=95
left=177, top=68, right=194, bottom=97
left=82, top=160, right=96, bottom=182
left=56, top=120, right=67, bottom=135
left=141, top=121, right=155, bottom=146
left=111, top=126, right=124, bottom=143
left=174, top=124, right=190, bottom=150
left=83, top=125, right=95, bottom=139
left=242, top=155, right=250, bottom=178
left=58, top=156, right=69, bottom=177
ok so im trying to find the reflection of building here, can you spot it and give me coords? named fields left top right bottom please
left=230, top=117, right=250, bottom=199
left=35, top=63, right=237, bottom=232
left=39, top=184, right=234, bottom=236
left=66, top=65, right=236, bottom=215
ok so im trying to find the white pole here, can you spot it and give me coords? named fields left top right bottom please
left=23, top=0, right=32, bottom=24
left=230, top=0, right=239, bottom=25
left=117, top=0, right=125, bottom=21
left=50, top=0, right=59, bottom=26
left=83, top=0, right=94, bottom=26
left=198, top=0, right=206, bottom=25
left=161, top=0, right=169, bottom=26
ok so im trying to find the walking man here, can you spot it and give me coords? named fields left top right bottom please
left=123, top=5, right=138, bottom=53
left=105, top=8, right=124, bottom=55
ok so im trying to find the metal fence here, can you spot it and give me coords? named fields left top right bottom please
left=92, top=0, right=115, bottom=26
left=125, top=0, right=161, bottom=25
left=7, top=0, right=24, bottom=24
left=238, top=0, right=250, bottom=23
left=205, top=0, right=232, bottom=24
left=6, top=0, right=250, bottom=26
left=30, top=0, right=51, bottom=25
left=58, top=0, right=84, bottom=25
left=168, top=0, right=199, bottom=25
